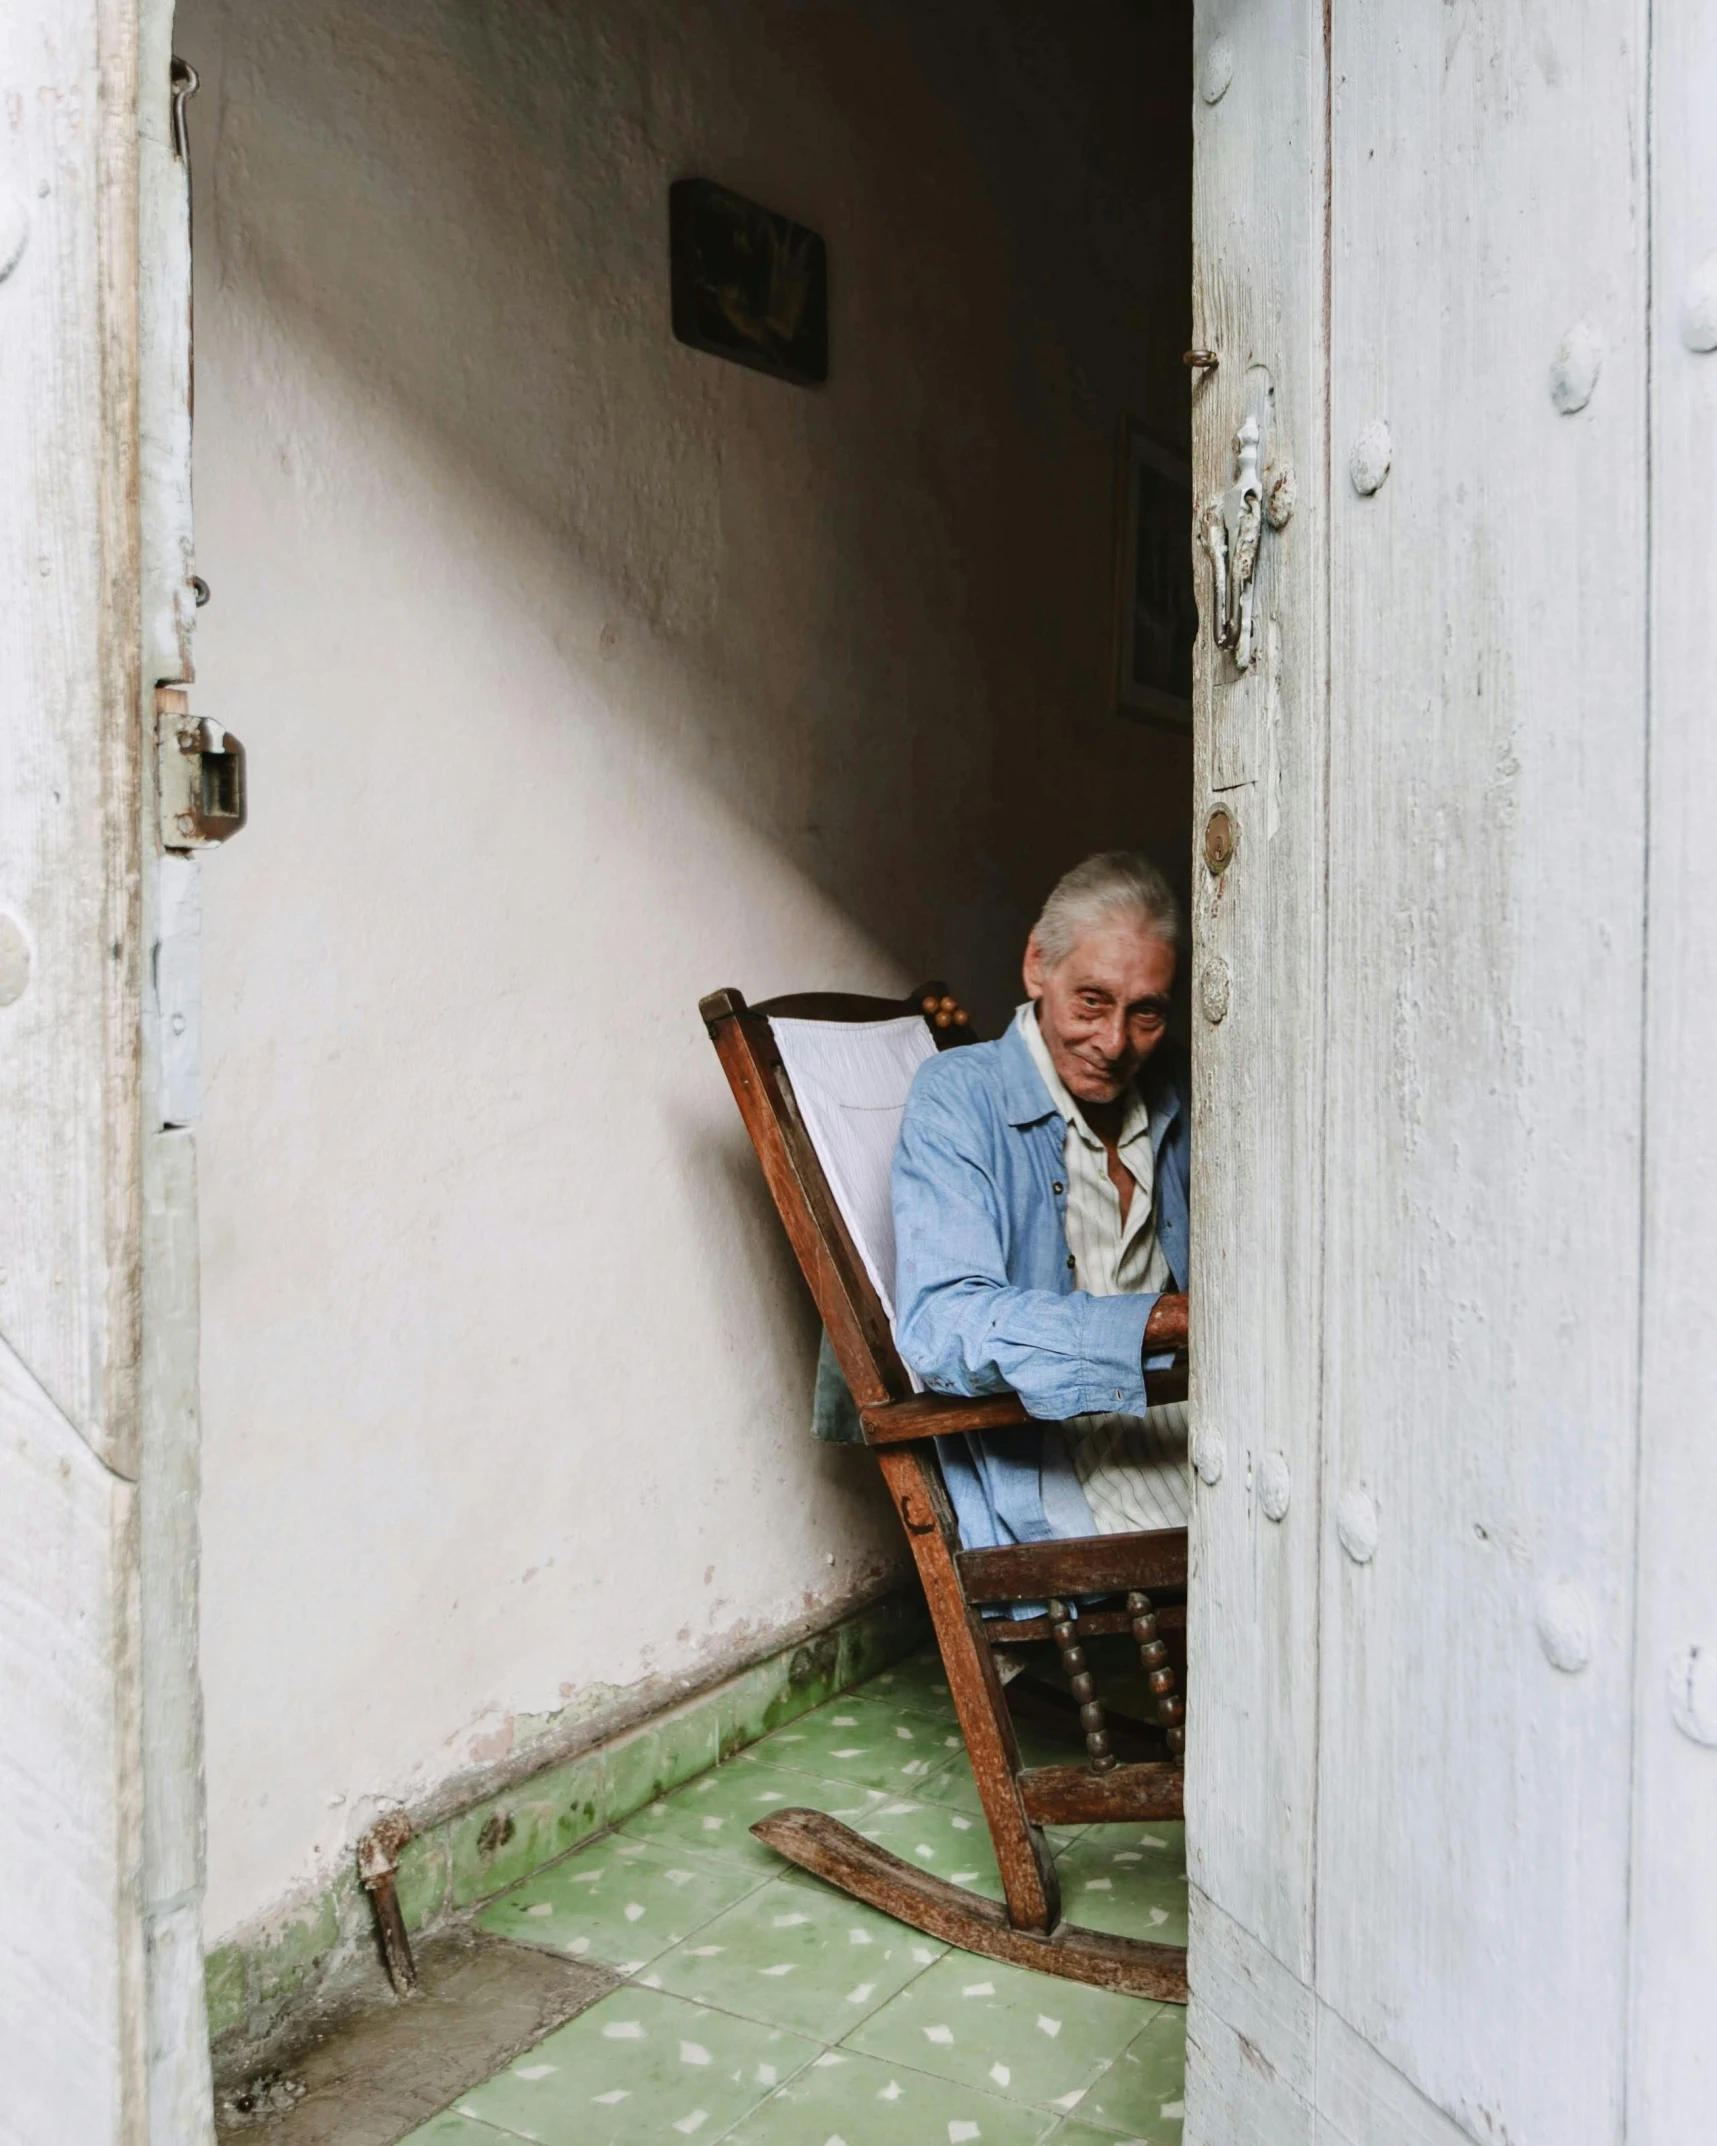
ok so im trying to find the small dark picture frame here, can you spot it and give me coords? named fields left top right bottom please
left=670, top=178, right=829, bottom=388
left=1112, top=419, right=1196, bottom=728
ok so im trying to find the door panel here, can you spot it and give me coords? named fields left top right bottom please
left=1632, top=0, right=1717, bottom=2135
left=0, top=0, right=149, bottom=2133
left=1319, top=6, right=1645, bottom=2142
left=138, top=4, right=219, bottom=2137
left=1193, top=5, right=1655, bottom=2143
left=0, top=1342, right=143, bottom=2144
left=1187, top=0, right=1329, bottom=2037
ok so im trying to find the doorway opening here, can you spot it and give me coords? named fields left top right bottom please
left=173, top=1, right=1200, bottom=2136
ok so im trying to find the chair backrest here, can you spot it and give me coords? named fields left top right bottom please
left=769, top=1013, right=933, bottom=1326
left=700, top=983, right=974, bottom=1410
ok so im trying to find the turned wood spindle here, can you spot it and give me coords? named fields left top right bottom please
left=1127, top=1589, right=1187, bottom=1759
left=1047, top=1597, right=1117, bottom=1774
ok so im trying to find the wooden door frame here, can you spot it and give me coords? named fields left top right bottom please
left=138, top=1, right=219, bottom=2137
left=1185, top=4, right=1330, bottom=2138
left=1, top=2, right=216, bottom=2137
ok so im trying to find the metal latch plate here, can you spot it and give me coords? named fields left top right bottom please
left=157, top=685, right=246, bottom=851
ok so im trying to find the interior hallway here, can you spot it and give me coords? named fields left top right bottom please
left=172, top=0, right=1197, bottom=2116
left=180, top=0, right=1194, bottom=2000
left=222, top=1647, right=1186, bottom=2144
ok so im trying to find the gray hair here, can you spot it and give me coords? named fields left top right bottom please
left=1031, top=851, right=1182, bottom=970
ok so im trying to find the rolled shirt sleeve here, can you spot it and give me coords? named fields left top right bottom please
left=892, top=1065, right=1158, bottom=1421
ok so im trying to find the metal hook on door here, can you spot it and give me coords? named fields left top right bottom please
left=170, top=57, right=198, bottom=163
left=1200, top=415, right=1264, bottom=671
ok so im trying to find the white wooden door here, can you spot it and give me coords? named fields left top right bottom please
left=1188, top=5, right=1709, bottom=2143
left=0, top=4, right=214, bottom=2141
left=1185, top=5, right=1328, bottom=2130
left=0, top=2, right=151, bottom=2136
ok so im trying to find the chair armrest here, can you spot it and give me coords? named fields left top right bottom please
left=859, top=1393, right=1033, bottom=1445
left=867, top=1364, right=1184, bottom=1450
left=860, top=1361, right=1188, bottom=1446
left=1143, top=1362, right=1189, bottom=1408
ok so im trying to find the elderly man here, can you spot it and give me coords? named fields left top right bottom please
left=892, top=851, right=1190, bottom=1551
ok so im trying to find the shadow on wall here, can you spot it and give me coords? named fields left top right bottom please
left=188, top=0, right=1193, bottom=1024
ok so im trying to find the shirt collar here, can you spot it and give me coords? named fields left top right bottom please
left=995, top=1013, right=1060, bottom=1127
left=1012, top=1004, right=1154, bottom=1151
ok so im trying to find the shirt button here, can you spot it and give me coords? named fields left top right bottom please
left=1066, top=1254, right=1076, bottom=1270
left=1052, top=1181, right=1065, bottom=1196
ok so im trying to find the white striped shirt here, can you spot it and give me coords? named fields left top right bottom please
left=1018, top=1006, right=1191, bottom=1535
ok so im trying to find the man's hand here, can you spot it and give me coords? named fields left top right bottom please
left=1143, top=1291, right=1188, bottom=1353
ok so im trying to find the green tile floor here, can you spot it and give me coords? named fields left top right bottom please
left=401, top=1650, right=1186, bottom=2145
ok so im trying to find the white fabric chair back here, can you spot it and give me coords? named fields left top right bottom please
left=769, top=1014, right=936, bottom=1330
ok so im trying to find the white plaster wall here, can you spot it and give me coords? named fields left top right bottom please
left=182, top=0, right=1193, bottom=1939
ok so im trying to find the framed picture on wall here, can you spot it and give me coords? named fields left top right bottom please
left=1112, top=419, right=1196, bottom=728
left=669, top=178, right=829, bottom=387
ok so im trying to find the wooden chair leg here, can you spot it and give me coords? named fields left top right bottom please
left=1128, top=1590, right=1186, bottom=1759
left=875, top=1445, right=1061, bottom=1934
left=1047, top=1599, right=1118, bottom=1772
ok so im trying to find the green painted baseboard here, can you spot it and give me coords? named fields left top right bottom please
left=205, top=1585, right=929, bottom=2051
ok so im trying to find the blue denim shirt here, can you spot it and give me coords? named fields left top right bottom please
left=891, top=1015, right=1189, bottom=1549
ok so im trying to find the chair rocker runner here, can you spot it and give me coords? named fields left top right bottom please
left=700, top=981, right=1191, bottom=2004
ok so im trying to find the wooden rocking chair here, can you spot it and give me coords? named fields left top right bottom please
left=700, top=981, right=1190, bottom=2004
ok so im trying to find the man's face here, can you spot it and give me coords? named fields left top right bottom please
left=1023, top=916, right=1177, bottom=1106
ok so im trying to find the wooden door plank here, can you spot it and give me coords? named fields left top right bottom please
left=1188, top=0, right=1329, bottom=2004
left=1320, top=8, right=1646, bottom=2140
left=1186, top=1890, right=1317, bottom=2146
left=0, top=0, right=144, bottom=1471
left=1631, top=0, right=1717, bottom=2132
left=0, top=1, right=150, bottom=2134
left=0, top=1335, right=144, bottom=2139
left=1193, top=1891, right=1524, bottom=2146
left=137, top=7, right=220, bottom=2131
left=1315, top=2007, right=1487, bottom=2146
